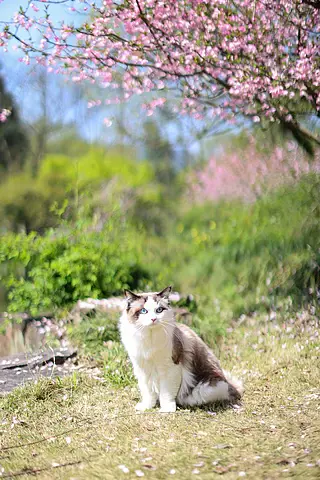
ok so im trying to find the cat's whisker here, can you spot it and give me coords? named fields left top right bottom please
left=160, top=320, right=174, bottom=328
left=135, top=324, right=145, bottom=334
left=160, top=324, right=170, bottom=345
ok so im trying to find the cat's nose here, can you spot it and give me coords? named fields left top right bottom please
left=151, top=318, right=157, bottom=323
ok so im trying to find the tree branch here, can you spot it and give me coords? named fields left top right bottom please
left=301, top=0, right=320, bottom=9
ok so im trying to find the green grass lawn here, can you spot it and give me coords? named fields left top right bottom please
left=1, top=310, right=319, bottom=479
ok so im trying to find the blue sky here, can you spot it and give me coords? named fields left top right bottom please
left=0, top=1, right=78, bottom=25
left=1, top=1, right=31, bottom=18
left=0, top=1, right=109, bottom=142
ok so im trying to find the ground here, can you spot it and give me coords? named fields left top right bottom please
left=0, top=311, right=319, bottom=479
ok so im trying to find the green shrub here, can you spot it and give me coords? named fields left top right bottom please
left=0, top=219, right=149, bottom=315
left=68, top=312, right=121, bottom=350
left=68, top=313, right=135, bottom=387
left=0, top=145, right=156, bottom=233
left=38, top=147, right=154, bottom=190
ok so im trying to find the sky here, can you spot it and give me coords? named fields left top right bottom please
left=0, top=1, right=121, bottom=143
left=0, top=1, right=79, bottom=27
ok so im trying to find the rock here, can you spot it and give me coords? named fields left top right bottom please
left=0, top=347, right=77, bottom=394
left=0, top=313, right=55, bottom=357
left=70, top=297, right=125, bottom=324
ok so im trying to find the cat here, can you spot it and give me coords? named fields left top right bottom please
left=119, top=286, right=244, bottom=413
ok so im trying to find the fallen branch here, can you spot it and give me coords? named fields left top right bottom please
left=1, top=460, right=82, bottom=478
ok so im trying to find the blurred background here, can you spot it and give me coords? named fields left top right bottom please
left=0, top=4, right=319, bottom=351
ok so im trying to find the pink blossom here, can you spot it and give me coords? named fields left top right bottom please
left=30, top=3, right=39, bottom=13
left=0, top=0, right=319, bottom=139
left=103, top=117, right=112, bottom=127
left=0, top=109, right=11, bottom=123
left=189, top=140, right=320, bottom=203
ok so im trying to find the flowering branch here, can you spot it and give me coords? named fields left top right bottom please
left=0, top=0, right=319, bottom=150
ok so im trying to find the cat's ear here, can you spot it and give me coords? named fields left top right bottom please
left=157, top=286, right=172, bottom=299
left=124, top=289, right=140, bottom=303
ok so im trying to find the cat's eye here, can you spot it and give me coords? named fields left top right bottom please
left=156, top=307, right=164, bottom=313
left=139, top=308, right=148, bottom=314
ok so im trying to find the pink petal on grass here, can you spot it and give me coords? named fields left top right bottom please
left=135, top=470, right=144, bottom=477
left=118, top=465, right=129, bottom=473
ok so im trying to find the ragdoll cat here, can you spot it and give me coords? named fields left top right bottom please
left=119, top=286, right=243, bottom=413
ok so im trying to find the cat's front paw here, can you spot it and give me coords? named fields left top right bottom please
left=159, top=401, right=176, bottom=413
left=135, top=402, right=153, bottom=412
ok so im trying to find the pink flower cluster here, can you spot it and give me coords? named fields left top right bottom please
left=189, top=140, right=320, bottom=203
left=0, top=109, right=11, bottom=123
left=1, top=1, right=319, bottom=131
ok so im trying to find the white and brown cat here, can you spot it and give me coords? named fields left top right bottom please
left=119, top=286, right=243, bottom=413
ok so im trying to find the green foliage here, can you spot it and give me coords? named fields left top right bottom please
left=38, top=146, right=154, bottom=190
left=146, top=174, right=320, bottom=320
left=0, top=173, right=58, bottom=233
left=143, top=119, right=176, bottom=184
left=0, top=144, right=155, bottom=233
left=1, top=169, right=318, bottom=335
left=68, top=313, right=135, bottom=387
left=68, top=312, right=120, bottom=350
left=1, top=111, right=319, bottom=343
left=0, top=219, right=149, bottom=315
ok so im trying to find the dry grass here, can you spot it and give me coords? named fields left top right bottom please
left=0, top=311, right=319, bottom=479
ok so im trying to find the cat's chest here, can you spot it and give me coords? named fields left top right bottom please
left=131, top=330, right=173, bottom=363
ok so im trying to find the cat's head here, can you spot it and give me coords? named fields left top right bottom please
left=124, top=286, right=173, bottom=327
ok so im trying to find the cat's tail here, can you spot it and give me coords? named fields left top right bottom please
left=223, top=370, right=244, bottom=401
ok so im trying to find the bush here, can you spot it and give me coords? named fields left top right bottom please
left=0, top=218, right=149, bottom=314
left=0, top=145, right=155, bottom=233
left=68, top=312, right=135, bottom=387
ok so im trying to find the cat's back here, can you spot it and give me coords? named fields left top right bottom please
left=173, top=323, right=219, bottom=359
left=173, top=322, right=225, bottom=380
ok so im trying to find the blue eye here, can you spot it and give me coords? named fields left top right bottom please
left=140, top=308, right=148, bottom=314
left=156, top=307, right=164, bottom=313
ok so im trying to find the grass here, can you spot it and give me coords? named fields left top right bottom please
left=0, top=309, right=319, bottom=479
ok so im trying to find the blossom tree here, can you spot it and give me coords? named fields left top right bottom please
left=1, top=0, right=320, bottom=152
left=189, top=139, right=320, bottom=202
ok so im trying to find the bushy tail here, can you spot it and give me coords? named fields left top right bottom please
left=223, top=370, right=245, bottom=399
